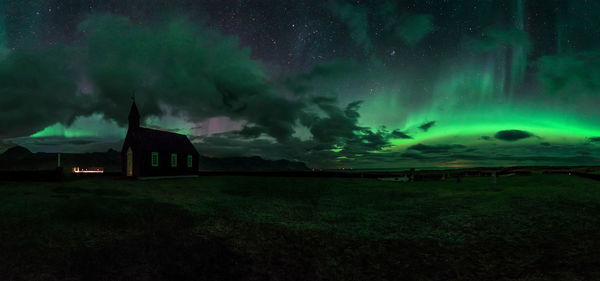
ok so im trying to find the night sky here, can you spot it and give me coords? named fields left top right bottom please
left=2, top=0, right=600, bottom=168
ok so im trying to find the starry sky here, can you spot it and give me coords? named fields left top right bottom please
left=2, top=0, right=600, bottom=168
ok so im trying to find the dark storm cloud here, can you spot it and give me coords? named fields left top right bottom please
left=400, top=147, right=600, bottom=166
left=452, top=154, right=487, bottom=161
left=407, top=144, right=466, bottom=154
left=418, top=121, right=436, bottom=132
left=492, top=155, right=600, bottom=164
left=540, top=142, right=551, bottom=146
left=481, top=136, right=492, bottom=141
left=0, top=12, right=410, bottom=163
left=453, top=153, right=600, bottom=164
left=303, top=100, right=396, bottom=156
left=306, top=100, right=363, bottom=144
left=65, top=139, right=98, bottom=145
left=0, top=14, right=302, bottom=143
left=588, top=137, right=600, bottom=143
left=390, top=130, right=412, bottom=139
left=238, top=126, right=263, bottom=139
left=400, top=152, right=427, bottom=160
left=197, top=98, right=401, bottom=166
left=78, top=15, right=306, bottom=142
left=494, top=130, right=534, bottom=141
left=1, top=13, right=396, bottom=166
left=0, top=47, right=86, bottom=138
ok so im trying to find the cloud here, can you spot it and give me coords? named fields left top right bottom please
left=418, top=121, right=436, bottom=132
left=306, top=100, right=363, bottom=145
left=202, top=99, right=403, bottom=166
left=8, top=136, right=121, bottom=153
left=390, top=130, right=412, bottom=139
left=79, top=15, right=310, bottom=142
left=238, top=126, right=263, bottom=139
left=491, top=155, right=600, bottom=164
left=494, top=130, right=534, bottom=141
left=540, top=142, right=551, bottom=146
left=304, top=100, right=395, bottom=156
left=400, top=152, right=427, bottom=160
left=0, top=15, right=310, bottom=143
left=407, top=144, right=466, bottom=154
left=1, top=12, right=411, bottom=167
left=0, top=46, right=85, bottom=138
left=588, top=137, right=600, bottom=143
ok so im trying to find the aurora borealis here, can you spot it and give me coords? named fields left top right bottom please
left=2, top=1, right=600, bottom=168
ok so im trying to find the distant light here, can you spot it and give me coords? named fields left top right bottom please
left=72, top=167, right=104, bottom=174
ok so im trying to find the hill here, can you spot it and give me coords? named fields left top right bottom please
left=0, top=146, right=309, bottom=172
left=0, top=146, right=121, bottom=172
left=199, top=155, right=309, bottom=171
left=1, top=145, right=33, bottom=159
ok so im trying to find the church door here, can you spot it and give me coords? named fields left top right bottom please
left=127, top=147, right=133, bottom=177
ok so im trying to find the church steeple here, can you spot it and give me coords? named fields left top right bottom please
left=128, top=97, right=140, bottom=131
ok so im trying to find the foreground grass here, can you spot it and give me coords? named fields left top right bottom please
left=1, top=175, right=599, bottom=280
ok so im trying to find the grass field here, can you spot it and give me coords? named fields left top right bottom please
left=1, top=174, right=600, bottom=280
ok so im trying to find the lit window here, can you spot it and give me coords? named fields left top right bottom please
left=171, top=153, right=177, bottom=167
left=187, top=155, right=193, bottom=168
left=151, top=152, right=159, bottom=167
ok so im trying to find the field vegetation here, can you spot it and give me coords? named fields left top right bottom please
left=1, top=175, right=599, bottom=280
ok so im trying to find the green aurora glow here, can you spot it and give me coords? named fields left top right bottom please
left=4, top=0, right=600, bottom=168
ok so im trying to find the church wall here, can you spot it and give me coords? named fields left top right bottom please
left=138, top=150, right=198, bottom=177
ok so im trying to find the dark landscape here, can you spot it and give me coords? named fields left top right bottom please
left=2, top=148, right=600, bottom=280
left=3, top=0, right=600, bottom=280
left=1, top=173, right=600, bottom=280
left=0, top=146, right=308, bottom=175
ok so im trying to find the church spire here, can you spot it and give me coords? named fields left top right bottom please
left=128, top=96, right=140, bottom=131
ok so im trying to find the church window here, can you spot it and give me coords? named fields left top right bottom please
left=171, top=153, right=177, bottom=167
left=151, top=152, right=159, bottom=167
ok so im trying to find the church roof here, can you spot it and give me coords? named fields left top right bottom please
left=128, top=101, right=140, bottom=120
left=126, top=127, right=198, bottom=154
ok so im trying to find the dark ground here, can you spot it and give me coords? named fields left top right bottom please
left=1, top=174, right=600, bottom=280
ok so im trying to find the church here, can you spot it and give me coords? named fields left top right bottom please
left=121, top=100, right=199, bottom=178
